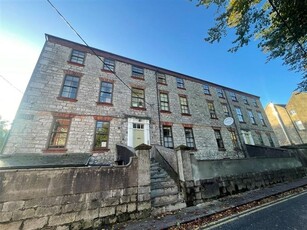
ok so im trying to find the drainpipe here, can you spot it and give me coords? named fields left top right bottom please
left=223, top=88, right=248, bottom=158
left=270, top=103, right=293, bottom=145
left=155, top=70, right=163, bottom=146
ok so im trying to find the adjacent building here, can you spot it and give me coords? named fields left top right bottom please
left=2, top=34, right=277, bottom=164
left=265, top=92, right=307, bottom=146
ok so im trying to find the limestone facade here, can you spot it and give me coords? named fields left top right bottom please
left=2, top=34, right=277, bottom=163
left=265, top=92, right=307, bottom=146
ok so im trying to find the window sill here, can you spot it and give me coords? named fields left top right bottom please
left=131, top=76, right=145, bottom=80
left=252, top=123, right=258, bottom=126
left=177, top=87, right=186, bottom=90
left=232, top=100, right=238, bottom=102
left=204, top=93, right=211, bottom=96
left=96, top=102, right=113, bottom=106
left=181, top=113, right=191, bottom=116
left=239, top=121, right=246, bottom=124
left=161, top=110, right=171, bottom=114
left=158, top=82, right=167, bottom=86
left=43, top=148, right=68, bottom=153
left=210, top=117, right=218, bottom=120
left=131, top=107, right=147, bottom=111
left=218, top=97, right=226, bottom=99
left=67, top=61, right=85, bottom=67
left=218, top=148, right=226, bottom=151
left=57, top=97, right=78, bottom=102
left=101, top=69, right=115, bottom=73
left=92, top=148, right=110, bottom=153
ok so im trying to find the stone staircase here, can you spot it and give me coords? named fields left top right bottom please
left=150, top=159, right=186, bottom=215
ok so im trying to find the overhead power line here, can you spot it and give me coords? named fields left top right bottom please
left=0, top=75, right=24, bottom=94
left=46, top=0, right=154, bottom=108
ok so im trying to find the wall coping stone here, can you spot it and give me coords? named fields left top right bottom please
left=135, top=144, right=152, bottom=150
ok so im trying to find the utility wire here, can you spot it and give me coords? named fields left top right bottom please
left=267, top=0, right=307, bottom=56
left=46, top=0, right=154, bottom=108
left=0, top=75, right=24, bottom=94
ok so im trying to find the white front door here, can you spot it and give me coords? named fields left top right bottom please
left=127, top=118, right=150, bottom=148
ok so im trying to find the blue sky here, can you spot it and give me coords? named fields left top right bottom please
left=0, top=0, right=301, bottom=122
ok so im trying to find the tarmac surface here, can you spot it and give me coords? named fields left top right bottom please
left=114, top=177, right=307, bottom=230
left=211, top=191, right=307, bottom=230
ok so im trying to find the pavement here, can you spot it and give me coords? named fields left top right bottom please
left=114, top=177, right=307, bottom=230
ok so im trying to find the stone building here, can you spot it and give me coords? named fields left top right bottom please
left=2, top=34, right=277, bottom=163
left=265, top=92, right=307, bottom=146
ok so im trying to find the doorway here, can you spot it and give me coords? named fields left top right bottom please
left=127, top=118, right=150, bottom=148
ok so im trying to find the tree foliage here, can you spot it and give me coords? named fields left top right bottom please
left=196, top=0, right=307, bottom=91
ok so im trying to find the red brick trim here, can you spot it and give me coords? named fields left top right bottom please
left=177, top=87, right=186, bottom=90
left=57, top=97, right=78, bottom=102
left=101, top=69, right=115, bottom=74
left=131, top=76, right=145, bottom=81
left=181, top=113, right=191, bottom=116
left=96, top=102, right=113, bottom=107
left=63, top=69, right=84, bottom=77
left=42, top=148, right=68, bottom=153
left=99, top=77, right=115, bottom=83
left=52, top=112, right=76, bottom=118
left=160, top=110, right=171, bottom=114
left=161, top=121, right=173, bottom=126
left=129, top=84, right=145, bottom=89
left=93, top=115, right=113, bottom=121
left=67, top=61, right=85, bottom=67
left=92, top=148, right=110, bottom=153
left=182, top=123, right=193, bottom=128
left=130, top=107, right=147, bottom=111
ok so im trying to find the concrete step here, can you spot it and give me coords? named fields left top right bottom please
left=150, top=166, right=165, bottom=172
left=150, top=162, right=160, bottom=168
left=151, top=180, right=177, bottom=190
left=150, top=176, right=173, bottom=184
left=151, top=187, right=179, bottom=199
left=151, top=172, right=169, bottom=179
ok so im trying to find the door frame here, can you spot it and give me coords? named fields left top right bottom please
left=127, top=117, right=150, bottom=147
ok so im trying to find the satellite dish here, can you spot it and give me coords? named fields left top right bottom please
left=224, top=117, right=234, bottom=126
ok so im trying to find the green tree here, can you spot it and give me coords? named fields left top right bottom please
left=0, top=116, right=9, bottom=150
left=195, top=0, right=306, bottom=91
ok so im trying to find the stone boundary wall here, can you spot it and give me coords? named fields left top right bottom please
left=175, top=148, right=307, bottom=206
left=185, top=167, right=307, bottom=205
left=192, top=156, right=302, bottom=180
left=0, top=155, right=151, bottom=230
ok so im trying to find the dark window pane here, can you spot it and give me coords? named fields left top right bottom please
left=49, top=118, right=71, bottom=148
left=94, top=121, right=110, bottom=148
left=61, top=75, right=80, bottom=99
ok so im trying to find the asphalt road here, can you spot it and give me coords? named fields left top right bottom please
left=208, top=192, right=307, bottom=230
